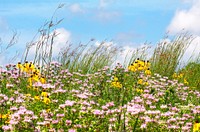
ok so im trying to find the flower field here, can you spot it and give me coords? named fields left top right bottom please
left=1, top=58, right=200, bottom=132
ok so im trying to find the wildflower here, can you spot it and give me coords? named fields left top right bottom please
left=6, top=83, right=14, bottom=88
left=0, top=114, right=7, bottom=119
left=172, top=73, right=177, bottom=79
left=34, top=95, right=40, bottom=101
left=16, top=62, right=23, bottom=71
left=28, top=77, right=33, bottom=87
left=65, top=100, right=75, bottom=106
left=28, top=62, right=35, bottom=73
left=33, top=67, right=40, bottom=75
left=178, top=73, right=184, bottom=79
left=113, top=77, right=118, bottom=81
left=32, top=74, right=39, bottom=82
left=46, top=109, right=51, bottom=113
left=140, top=123, right=147, bottom=129
left=40, top=76, right=46, bottom=84
left=66, top=120, right=72, bottom=126
left=137, top=79, right=143, bottom=85
left=111, top=81, right=122, bottom=88
left=145, top=68, right=151, bottom=75
left=43, top=96, right=51, bottom=104
left=68, top=129, right=76, bottom=132
left=23, top=61, right=29, bottom=73
left=184, top=78, right=189, bottom=85
left=33, top=87, right=39, bottom=92
left=25, top=94, right=31, bottom=97
left=41, top=91, right=48, bottom=97
left=136, top=88, right=143, bottom=93
left=193, top=122, right=200, bottom=132
left=145, top=60, right=151, bottom=68
left=128, top=65, right=137, bottom=72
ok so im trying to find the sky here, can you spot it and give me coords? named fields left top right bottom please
left=0, top=0, right=200, bottom=65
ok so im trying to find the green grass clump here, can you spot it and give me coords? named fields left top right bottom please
left=178, top=62, right=200, bottom=89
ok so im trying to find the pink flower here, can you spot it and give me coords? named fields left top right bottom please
left=2, top=125, right=12, bottom=131
left=56, top=114, right=65, bottom=118
left=65, top=120, right=72, bottom=126
left=140, top=123, right=147, bottom=129
left=9, top=120, right=18, bottom=125
left=59, top=104, right=66, bottom=109
left=76, top=94, right=88, bottom=99
left=93, top=110, right=104, bottom=116
left=68, top=129, right=76, bottom=132
left=65, top=100, right=75, bottom=106
left=52, top=120, right=59, bottom=124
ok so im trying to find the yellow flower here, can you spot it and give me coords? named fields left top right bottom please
left=143, top=82, right=149, bottom=86
left=23, top=61, right=29, bottom=72
left=32, top=74, right=39, bottom=82
left=41, top=92, right=48, bottom=97
left=138, top=66, right=144, bottom=71
left=138, top=60, right=145, bottom=67
left=0, top=114, right=7, bottom=119
left=25, top=94, right=31, bottom=97
left=5, top=120, right=10, bottom=124
left=28, top=62, right=35, bottom=73
left=193, top=122, right=200, bottom=132
left=34, top=95, right=40, bottom=101
left=16, top=62, right=23, bottom=71
left=33, top=68, right=40, bottom=76
left=111, top=81, right=122, bottom=88
left=113, top=77, right=118, bottom=81
left=28, top=77, right=33, bottom=87
left=178, top=73, right=183, bottom=79
left=33, top=87, right=39, bottom=91
left=137, top=79, right=143, bottom=85
left=145, top=60, right=151, bottom=68
left=46, top=109, right=51, bottom=113
left=184, top=78, right=189, bottom=85
left=145, top=69, right=151, bottom=75
left=43, top=97, right=51, bottom=104
left=172, top=73, right=177, bottom=79
left=136, top=88, right=143, bottom=93
left=128, top=65, right=137, bottom=72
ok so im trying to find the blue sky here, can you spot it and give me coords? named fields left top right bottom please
left=0, top=0, right=200, bottom=65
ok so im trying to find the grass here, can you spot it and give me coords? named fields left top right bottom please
left=1, top=5, right=200, bottom=132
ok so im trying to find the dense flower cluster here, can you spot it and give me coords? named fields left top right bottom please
left=172, top=72, right=189, bottom=85
left=0, top=61, right=199, bottom=131
left=128, top=58, right=151, bottom=75
left=111, top=77, right=122, bottom=88
left=16, top=61, right=46, bottom=86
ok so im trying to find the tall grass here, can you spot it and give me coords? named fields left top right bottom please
left=150, top=34, right=193, bottom=78
left=58, top=41, right=120, bottom=73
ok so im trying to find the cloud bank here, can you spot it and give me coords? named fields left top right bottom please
left=167, top=0, right=200, bottom=62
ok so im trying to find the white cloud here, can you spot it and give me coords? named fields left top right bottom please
left=52, top=28, right=71, bottom=56
left=28, top=28, right=71, bottom=60
left=68, top=3, right=84, bottom=13
left=167, top=1, right=200, bottom=65
left=167, top=1, right=200, bottom=35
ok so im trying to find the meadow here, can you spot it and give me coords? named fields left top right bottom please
left=1, top=6, right=200, bottom=132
